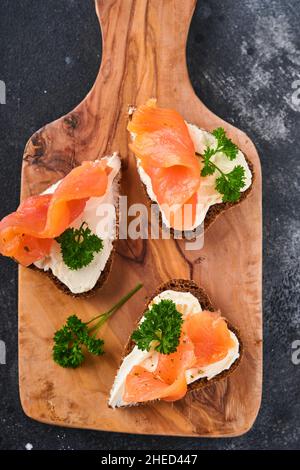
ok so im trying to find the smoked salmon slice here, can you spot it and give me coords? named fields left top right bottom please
left=128, top=99, right=200, bottom=229
left=123, top=366, right=188, bottom=404
left=185, top=311, right=235, bottom=367
left=123, top=310, right=235, bottom=404
left=155, top=329, right=195, bottom=385
left=0, top=160, right=111, bottom=266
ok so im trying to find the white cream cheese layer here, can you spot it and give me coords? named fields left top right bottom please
left=136, top=124, right=252, bottom=230
left=34, top=153, right=121, bottom=294
left=109, top=289, right=239, bottom=408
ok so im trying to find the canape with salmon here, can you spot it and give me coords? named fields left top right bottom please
left=128, top=99, right=253, bottom=233
left=109, top=279, right=242, bottom=407
left=0, top=154, right=121, bottom=296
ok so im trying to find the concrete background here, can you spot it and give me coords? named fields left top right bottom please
left=0, top=0, right=299, bottom=450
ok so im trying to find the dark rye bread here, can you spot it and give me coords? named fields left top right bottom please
left=112, top=279, right=243, bottom=406
left=29, top=170, right=121, bottom=298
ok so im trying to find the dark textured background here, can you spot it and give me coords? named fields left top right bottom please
left=0, top=0, right=299, bottom=450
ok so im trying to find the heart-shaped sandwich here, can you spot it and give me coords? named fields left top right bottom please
left=109, top=279, right=242, bottom=408
left=128, top=99, right=253, bottom=234
left=0, top=153, right=121, bottom=296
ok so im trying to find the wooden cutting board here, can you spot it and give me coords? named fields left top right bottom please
left=18, top=0, right=262, bottom=437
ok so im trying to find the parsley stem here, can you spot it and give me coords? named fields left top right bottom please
left=196, top=151, right=228, bottom=179
left=86, top=283, right=143, bottom=333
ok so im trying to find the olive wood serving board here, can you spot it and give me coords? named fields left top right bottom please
left=19, top=0, right=262, bottom=436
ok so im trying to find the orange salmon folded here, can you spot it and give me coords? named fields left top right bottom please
left=128, top=99, right=201, bottom=230
left=0, top=160, right=111, bottom=266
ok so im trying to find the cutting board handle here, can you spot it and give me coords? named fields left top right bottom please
left=94, top=0, right=197, bottom=102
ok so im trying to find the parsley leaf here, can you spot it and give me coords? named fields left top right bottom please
left=201, top=158, right=215, bottom=177
left=131, top=299, right=183, bottom=355
left=56, top=222, right=103, bottom=270
left=53, top=283, right=143, bottom=368
left=215, top=165, right=246, bottom=202
left=197, top=127, right=246, bottom=203
left=53, top=315, right=103, bottom=369
left=212, top=127, right=239, bottom=160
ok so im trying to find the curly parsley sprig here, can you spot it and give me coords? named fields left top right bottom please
left=131, top=299, right=183, bottom=355
left=197, top=127, right=246, bottom=203
left=56, top=222, right=103, bottom=271
left=53, top=283, right=143, bottom=368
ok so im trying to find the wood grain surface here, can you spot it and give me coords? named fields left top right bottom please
left=18, top=0, right=262, bottom=436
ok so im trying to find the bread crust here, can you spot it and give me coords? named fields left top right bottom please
left=29, top=170, right=121, bottom=298
left=111, top=279, right=243, bottom=407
